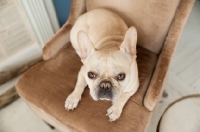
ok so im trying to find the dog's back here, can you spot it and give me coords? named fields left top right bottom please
left=70, top=9, right=128, bottom=55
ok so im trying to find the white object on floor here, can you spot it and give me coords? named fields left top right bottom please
left=0, top=98, right=59, bottom=132
left=158, top=95, right=200, bottom=132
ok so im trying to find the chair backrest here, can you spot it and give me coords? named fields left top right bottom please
left=86, top=0, right=181, bottom=54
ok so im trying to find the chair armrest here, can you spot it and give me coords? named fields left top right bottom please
left=144, top=0, right=195, bottom=111
left=43, top=23, right=72, bottom=60
left=43, top=0, right=86, bottom=60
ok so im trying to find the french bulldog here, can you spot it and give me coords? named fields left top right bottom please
left=65, top=8, right=139, bottom=122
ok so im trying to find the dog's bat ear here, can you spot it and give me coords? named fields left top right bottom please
left=77, top=30, right=95, bottom=60
left=120, top=26, right=137, bottom=59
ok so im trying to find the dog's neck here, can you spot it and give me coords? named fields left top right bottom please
left=95, top=35, right=124, bottom=51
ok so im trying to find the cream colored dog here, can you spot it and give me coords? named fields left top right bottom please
left=65, top=9, right=139, bottom=122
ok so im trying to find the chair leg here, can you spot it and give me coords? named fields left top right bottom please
left=44, top=121, right=55, bottom=129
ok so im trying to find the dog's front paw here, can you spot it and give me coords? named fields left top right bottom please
left=106, top=105, right=122, bottom=122
left=65, top=93, right=81, bottom=111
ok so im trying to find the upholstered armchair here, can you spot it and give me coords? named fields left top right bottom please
left=16, top=0, right=194, bottom=131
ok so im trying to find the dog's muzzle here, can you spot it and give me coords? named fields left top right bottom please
left=98, top=79, right=113, bottom=101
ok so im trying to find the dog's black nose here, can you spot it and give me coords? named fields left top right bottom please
left=99, top=80, right=112, bottom=90
left=98, top=80, right=113, bottom=100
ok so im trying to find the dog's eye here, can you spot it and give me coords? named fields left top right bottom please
left=88, top=72, right=97, bottom=79
left=116, top=73, right=126, bottom=81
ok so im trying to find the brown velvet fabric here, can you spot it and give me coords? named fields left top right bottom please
left=16, top=44, right=157, bottom=132
left=86, top=0, right=180, bottom=54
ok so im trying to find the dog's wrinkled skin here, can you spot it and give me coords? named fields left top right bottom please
left=65, top=9, right=139, bottom=122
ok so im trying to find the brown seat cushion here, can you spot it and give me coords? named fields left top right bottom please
left=16, top=43, right=157, bottom=132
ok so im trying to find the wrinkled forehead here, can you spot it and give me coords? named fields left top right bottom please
left=87, top=51, right=131, bottom=74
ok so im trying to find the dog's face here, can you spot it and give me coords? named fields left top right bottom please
left=77, top=27, right=138, bottom=101
left=85, top=49, right=134, bottom=101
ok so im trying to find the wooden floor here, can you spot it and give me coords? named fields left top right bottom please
left=0, top=1, right=199, bottom=132
left=148, top=1, right=200, bottom=131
